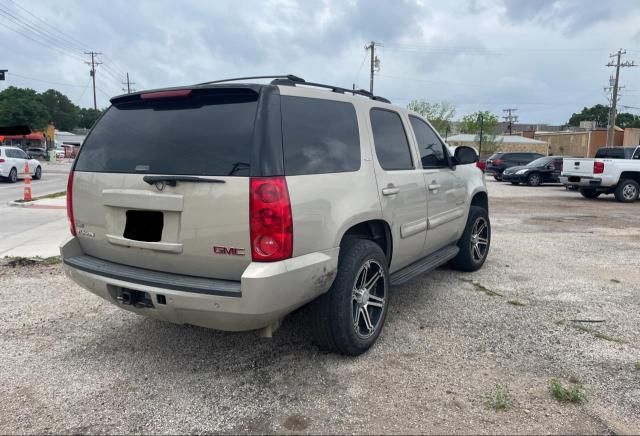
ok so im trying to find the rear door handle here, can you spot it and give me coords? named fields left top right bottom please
left=382, top=185, right=400, bottom=196
left=428, top=183, right=441, bottom=191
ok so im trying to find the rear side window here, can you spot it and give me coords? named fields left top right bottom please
left=75, top=89, right=259, bottom=176
left=281, top=96, right=360, bottom=175
left=370, top=109, right=414, bottom=170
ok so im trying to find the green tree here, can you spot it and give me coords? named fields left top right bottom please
left=0, top=86, right=50, bottom=130
left=459, top=110, right=501, bottom=155
left=406, top=100, right=456, bottom=136
left=568, top=104, right=639, bottom=128
left=40, top=89, right=80, bottom=131
left=78, top=108, right=103, bottom=129
left=568, top=104, right=608, bottom=127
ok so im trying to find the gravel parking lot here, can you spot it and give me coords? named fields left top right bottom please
left=1, top=180, right=639, bottom=434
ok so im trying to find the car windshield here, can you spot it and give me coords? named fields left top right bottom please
left=527, top=157, right=553, bottom=167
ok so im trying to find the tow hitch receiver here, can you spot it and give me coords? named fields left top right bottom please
left=116, top=288, right=154, bottom=308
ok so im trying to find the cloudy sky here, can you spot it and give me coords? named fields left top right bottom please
left=2, top=0, right=640, bottom=124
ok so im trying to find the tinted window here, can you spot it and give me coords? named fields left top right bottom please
left=75, top=89, right=259, bottom=176
left=527, top=157, right=553, bottom=167
left=16, top=149, right=28, bottom=159
left=409, top=116, right=448, bottom=168
left=370, top=109, right=413, bottom=170
left=633, top=148, right=640, bottom=159
left=281, top=96, right=360, bottom=175
left=595, top=148, right=625, bottom=159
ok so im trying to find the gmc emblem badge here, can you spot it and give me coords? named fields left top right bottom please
left=213, top=246, right=246, bottom=256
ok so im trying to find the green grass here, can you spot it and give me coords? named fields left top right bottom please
left=634, top=362, right=640, bottom=371
left=486, top=384, right=512, bottom=411
left=14, top=190, right=66, bottom=203
left=549, top=378, right=587, bottom=403
left=507, top=299, right=526, bottom=307
left=3, top=255, right=61, bottom=267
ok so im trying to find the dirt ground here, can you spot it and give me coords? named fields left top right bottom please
left=1, top=180, right=639, bottom=434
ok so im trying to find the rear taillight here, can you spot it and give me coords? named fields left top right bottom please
left=476, top=160, right=486, bottom=171
left=250, top=177, right=293, bottom=262
left=140, top=89, right=192, bottom=100
left=0, top=158, right=4, bottom=163
left=66, top=170, right=76, bottom=236
left=594, top=161, right=605, bottom=174
left=492, top=159, right=503, bottom=166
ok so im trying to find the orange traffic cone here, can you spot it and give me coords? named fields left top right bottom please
left=24, top=161, right=32, bottom=202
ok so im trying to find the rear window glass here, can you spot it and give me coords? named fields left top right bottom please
left=595, top=148, right=626, bottom=159
left=281, top=96, right=360, bottom=175
left=75, top=89, right=259, bottom=176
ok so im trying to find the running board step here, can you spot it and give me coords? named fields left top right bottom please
left=390, top=245, right=459, bottom=287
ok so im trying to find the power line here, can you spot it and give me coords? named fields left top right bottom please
left=5, top=0, right=90, bottom=52
left=5, top=72, right=86, bottom=88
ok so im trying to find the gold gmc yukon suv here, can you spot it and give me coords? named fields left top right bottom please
left=61, top=75, right=490, bottom=355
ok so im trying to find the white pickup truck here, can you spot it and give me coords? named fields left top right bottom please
left=560, top=146, right=640, bottom=202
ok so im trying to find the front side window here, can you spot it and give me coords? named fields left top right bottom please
left=370, top=109, right=414, bottom=171
left=281, top=96, right=360, bottom=175
left=409, top=116, right=448, bottom=168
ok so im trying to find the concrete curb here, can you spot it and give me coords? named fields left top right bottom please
left=7, top=192, right=67, bottom=209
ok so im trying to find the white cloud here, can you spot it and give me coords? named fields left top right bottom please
left=1, top=0, right=639, bottom=124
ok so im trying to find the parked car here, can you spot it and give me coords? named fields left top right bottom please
left=0, top=146, right=42, bottom=182
left=54, top=147, right=66, bottom=159
left=485, top=152, right=544, bottom=181
left=560, top=146, right=640, bottom=202
left=501, top=156, right=565, bottom=186
left=61, top=75, right=490, bottom=355
left=26, top=147, right=48, bottom=159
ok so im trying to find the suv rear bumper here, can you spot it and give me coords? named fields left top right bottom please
left=61, top=237, right=339, bottom=331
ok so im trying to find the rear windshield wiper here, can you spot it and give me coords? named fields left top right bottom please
left=143, top=175, right=226, bottom=187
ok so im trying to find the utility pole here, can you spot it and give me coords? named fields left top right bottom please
left=84, top=51, right=102, bottom=110
left=365, top=41, right=381, bottom=95
left=478, top=113, right=484, bottom=156
left=606, top=49, right=636, bottom=147
left=502, top=108, right=518, bottom=135
left=122, top=72, right=136, bottom=94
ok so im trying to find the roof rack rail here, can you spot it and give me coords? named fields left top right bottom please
left=195, top=74, right=391, bottom=104
left=194, top=75, right=305, bottom=86
left=274, top=78, right=391, bottom=104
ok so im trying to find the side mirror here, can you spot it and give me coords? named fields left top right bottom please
left=454, top=146, right=478, bottom=165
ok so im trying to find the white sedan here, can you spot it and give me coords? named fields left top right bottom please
left=0, top=146, right=42, bottom=183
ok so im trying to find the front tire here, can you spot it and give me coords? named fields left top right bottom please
left=579, top=189, right=600, bottom=199
left=527, top=172, right=542, bottom=186
left=614, top=179, right=639, bottom=203
left=449, top=206, right=491, bottom=272
left=311, top=239, right=389, bottom=356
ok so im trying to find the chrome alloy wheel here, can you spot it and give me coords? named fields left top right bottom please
left=351, top=259, right=386, bottom=338
left=470, top=217, right=489, bottom=262
left=622, top=183, right=637, bottom=201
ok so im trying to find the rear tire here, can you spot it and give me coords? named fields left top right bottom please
left=311, top=238, right=389, bottom=356
left=493, top=175, right=502, bottom=181
left=8, top=168, right=17, bottom=183
left=614, top=179, right=639, bottom=203
left=33, top=166, right=42, bottom=180
left=527, top=172, right=542, bottom=186
left=579, top=189, right=600, bottom=199
left=449, top=206, right=491, bottom=272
